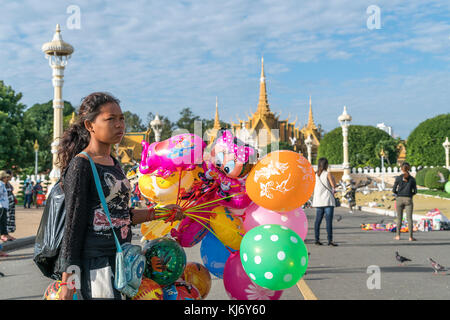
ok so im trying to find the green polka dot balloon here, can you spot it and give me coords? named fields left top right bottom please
left=240, top=224, right=309, bottom=291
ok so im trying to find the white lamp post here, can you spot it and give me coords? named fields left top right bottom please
left=305, top=134, right=313, bottom=164
left=42, top=24, right=74, bottom=184
left=443, top=137, right=450, bottom=169
left=380, top=149, right=386, bottom=190
left=151, top=114, right=163, bottom=142
left=338, top=106, right=352, bottom=183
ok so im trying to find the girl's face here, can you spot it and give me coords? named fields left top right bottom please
left=86, top=102, right=125, bottom=145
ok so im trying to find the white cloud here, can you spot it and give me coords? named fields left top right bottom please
left=0, top=0, right=448, bottom=139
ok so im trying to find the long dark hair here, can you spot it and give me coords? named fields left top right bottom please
left=57, top=92, right=120, bottom=171
left=317, top=157, right=329, bottom=177
left=401, top=162, right=411, bottom=180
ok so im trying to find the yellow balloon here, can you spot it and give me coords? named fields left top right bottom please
left=210, top=207, right=244, bottom=250
left=141, top=219, right=181, bottom=241
left=138, top=170, right=194, bottom=203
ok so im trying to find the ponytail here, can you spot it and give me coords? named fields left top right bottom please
left=56, top=92, right=120, bottom=171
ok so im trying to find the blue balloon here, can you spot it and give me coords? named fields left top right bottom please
left=200, top=231, right=235, bottom=279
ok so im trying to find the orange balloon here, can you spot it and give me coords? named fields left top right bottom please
left=246, top=151, right=315, bottom=212
left=181, top=262, right=212, bottom=299
left=132, top=278, right=164, bottom=300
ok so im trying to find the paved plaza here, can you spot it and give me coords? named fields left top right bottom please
left=1, top=207, right=449, bottom=300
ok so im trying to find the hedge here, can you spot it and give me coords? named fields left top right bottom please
left=406, top=113, right=450, bottom=166
left=415, top=168, right=431, bottom=187
left=424, top=167, right=450, bottom=191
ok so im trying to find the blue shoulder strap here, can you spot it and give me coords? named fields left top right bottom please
left=80, top=152, right=122, bottom=253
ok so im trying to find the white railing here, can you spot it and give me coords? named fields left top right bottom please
left=10, top=174, right=48, bottom=183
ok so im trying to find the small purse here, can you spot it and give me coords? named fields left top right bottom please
left=81, top=152, right=146, bottom=298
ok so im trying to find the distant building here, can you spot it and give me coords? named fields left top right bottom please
left=377, top=123, right=394, bottom=137
left=228, top=58, right=320, bottom=161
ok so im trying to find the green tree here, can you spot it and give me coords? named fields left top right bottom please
left=406, top=114, right=450, bottom=166
left=176, top=107, right=201, bottom=134
left=123, top=111, right=146, bottom=132
left=375, top=138, right=400, bottom=166
left=0, top=81, right=29, bottom=171
left=24, top=100, right=75, bottom=172
left=317, top=125, right=397, bottom=168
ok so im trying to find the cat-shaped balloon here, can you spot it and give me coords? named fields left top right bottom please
left=200, top=130, right=256, bottom=209
left=140, top=134, right=206, bottom=178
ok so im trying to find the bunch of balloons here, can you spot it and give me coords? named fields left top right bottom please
left=132, top=130, right=314, bottom=300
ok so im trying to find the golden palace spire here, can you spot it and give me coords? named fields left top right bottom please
left=214, top=96, right=221, bottom=129
left=307, top=95, right=317, bottom=130
left=257, top=57, right=270, bottom=115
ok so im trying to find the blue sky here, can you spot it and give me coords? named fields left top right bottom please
left=1, top=0, right=449, bottom=139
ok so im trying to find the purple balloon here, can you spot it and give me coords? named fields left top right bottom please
left=243, top=203, right=308, bottom=240
left=223, top=251, right=283, bottom=300
left=171, top=217, right=209, bottom=248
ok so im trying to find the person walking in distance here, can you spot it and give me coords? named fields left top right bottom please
left=392, top=162, right=417, bottom=241
left=312, top=158, right=338, bottom=246
left=24, top=181, right=33, bottom=209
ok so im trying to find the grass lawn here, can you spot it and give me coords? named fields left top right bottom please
left=417, top=189, right=450, bottom=199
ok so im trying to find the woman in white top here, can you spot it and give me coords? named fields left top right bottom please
left=312, top=158, right=338, bottom=246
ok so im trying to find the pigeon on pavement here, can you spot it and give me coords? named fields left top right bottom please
left=396, top=251, right=411, bottom=265
left=336, top=215, right=342, bottom=222
left=428, top=258, right=447, bottom=275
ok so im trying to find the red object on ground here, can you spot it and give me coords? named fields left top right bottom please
left=37, top=194, right=45, bottom=206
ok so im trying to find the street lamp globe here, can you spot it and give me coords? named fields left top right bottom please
left=151, top=114, right=163, bottom=142
left=338, top=105, right=352, bottom=128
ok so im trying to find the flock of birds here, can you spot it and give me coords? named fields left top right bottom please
left=333, top=215, right=447, bottom=275
left=395, top=251, right=447, bottom=275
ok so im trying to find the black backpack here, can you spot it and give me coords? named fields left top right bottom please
left=33, top=180, right=66, bottom=280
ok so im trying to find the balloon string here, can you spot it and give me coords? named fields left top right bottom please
left=176, top=168, right=183, bottom=206
left=185, top=213, right=245, bottom=240
left=184, top=183, right=218, bottom=210
left=185, top=214, right=218, bottom=240
left=188, top=192, right=242, bottom=210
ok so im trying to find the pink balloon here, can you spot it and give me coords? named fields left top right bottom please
left=139, top=133, right=206, bottom=177
left=243, top=203, right=308, bottom=240
left=171, top=217, right=209, bottom=248
left=223, top=252, right=283, bottom=300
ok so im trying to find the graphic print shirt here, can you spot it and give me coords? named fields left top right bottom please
left=60, top=156, right=132, bottom=270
